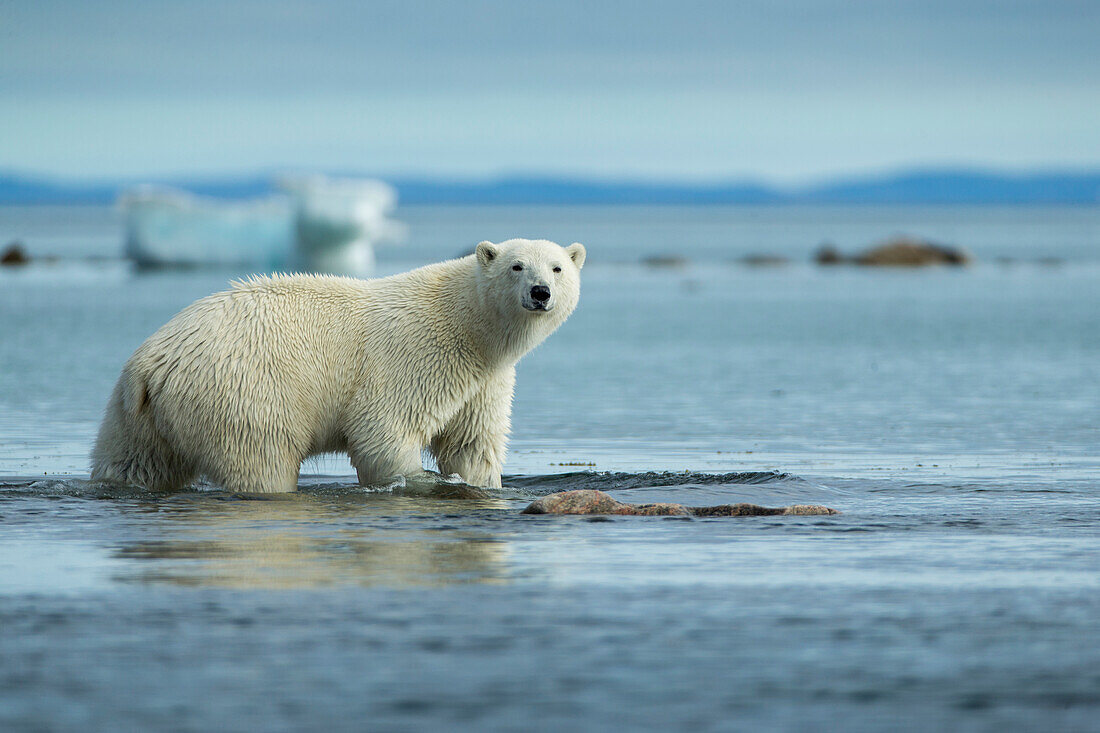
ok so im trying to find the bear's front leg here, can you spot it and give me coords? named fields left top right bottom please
left=430, top=368, right=514, bottom=489
left=348, top=432, right=426, bottom=486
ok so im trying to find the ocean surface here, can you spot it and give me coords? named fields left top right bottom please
left=1, top=204, right=1099, bottom=731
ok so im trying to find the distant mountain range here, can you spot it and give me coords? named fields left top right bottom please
left=2, top=169, right=1099, bottom=205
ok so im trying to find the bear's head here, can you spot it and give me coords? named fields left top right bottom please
left=475, top=238, right=585, bottom=322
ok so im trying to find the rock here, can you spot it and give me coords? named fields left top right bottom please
left=1, top=242, right=29, bottom=266
left=854, top=236, right=970, bottom=267
left=522, top=490, right=690, bottom=516
left=521, top=489, right=838, bottom=517
left=641, top=255, right=688, bottom=269
left=814, top=244, right=844, bottom=265
left=738, top=253, right=789, bottom=267
left=691, top=503, right=839, bottom=517
left=815, top=236, right=971, bottom=267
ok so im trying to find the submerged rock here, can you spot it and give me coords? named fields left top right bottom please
left=738, top=253, right=790, bottom=267
left=856, top=236, right=970, bottom=266
left=691, top=502, right=839, bottom=516
left=641, top=255, right=689, bottom=269
left=1, top=242, right=29, bottom=266
left=815, top=236, right=971, bottom=267
left=521, top=489, right=838, bottom=517
left=814, top=244, right=844, bottom=265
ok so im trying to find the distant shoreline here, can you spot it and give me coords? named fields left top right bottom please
left=2, top=169, right=1099, bottom=206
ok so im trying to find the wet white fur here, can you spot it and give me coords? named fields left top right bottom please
left=91, top=238, right=585, bottom=492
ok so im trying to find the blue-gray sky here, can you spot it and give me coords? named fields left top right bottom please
left=2, top=0, right=1098, bottom=181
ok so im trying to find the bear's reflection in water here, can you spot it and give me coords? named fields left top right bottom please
left=112, top=481, right=515, bottom=589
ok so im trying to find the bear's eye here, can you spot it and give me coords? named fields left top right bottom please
left=553, top=266, right=562, bottom=273
left=512, top=264, right=523, bottom=271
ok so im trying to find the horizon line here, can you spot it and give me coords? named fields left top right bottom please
left=4, top=163, right=1100, bottom=189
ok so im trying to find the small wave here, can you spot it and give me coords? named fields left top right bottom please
left=502, top=470, right=797, bottom=495
left=299, top=474, right=522, bottom=500
left=0, top=474, right=520, bottom=501
left=0, top=477, right=173, bottom=500
left=2, top=469, right=803, bottom=502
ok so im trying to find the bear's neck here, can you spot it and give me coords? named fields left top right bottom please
left=443, top=269, right=553, bottom=369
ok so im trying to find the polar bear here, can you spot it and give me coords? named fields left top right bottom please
left=90, top=238, right=585, bottom=493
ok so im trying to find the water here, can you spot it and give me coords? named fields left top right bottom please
left=2, top=205, right=1099, bottom=731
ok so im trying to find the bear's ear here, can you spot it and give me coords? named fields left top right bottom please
left=476, top=241, right=499, bottom=268
left=566, top=242, right=586, bottom=269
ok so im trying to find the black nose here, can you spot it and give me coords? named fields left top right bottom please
left=531, top=285, right=551, bottom=302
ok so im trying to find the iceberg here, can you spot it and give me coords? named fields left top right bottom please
left=120, top=176, right=403, bottom=275
left=121, top=185, right=293, bottom=269
left=279, top=175, right=406, bottom=276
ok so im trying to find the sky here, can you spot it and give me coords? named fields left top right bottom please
left=2, top=0, right=1099, bottom=182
